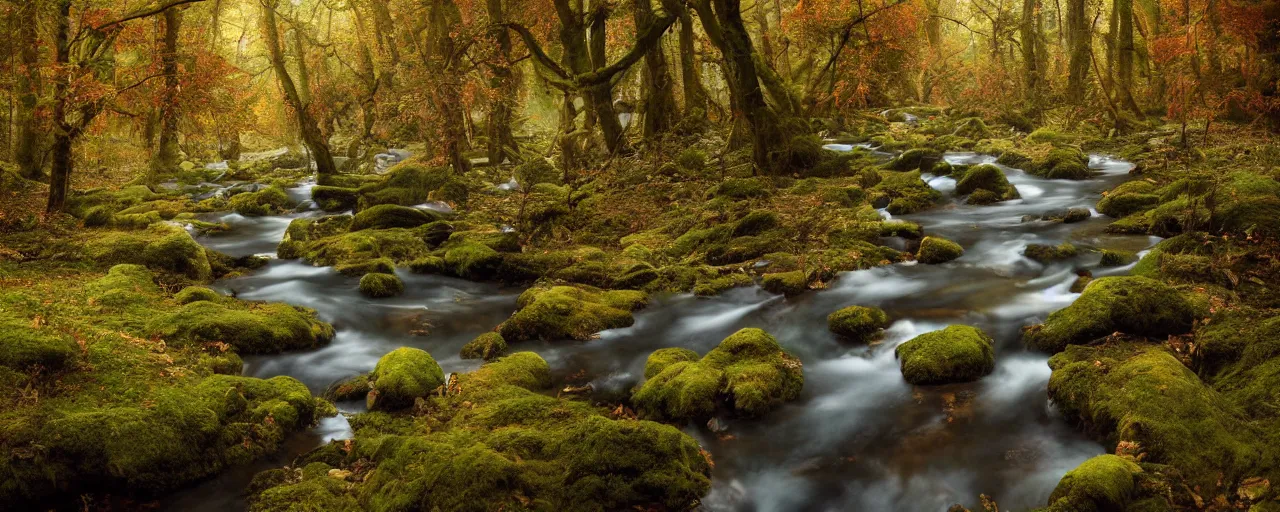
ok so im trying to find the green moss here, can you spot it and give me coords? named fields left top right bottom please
left=277, top=215, right=354, bottom=259
left=86, top=264, right=162, bottom=308
left=895, top=325, right=995, bottom=385
left=1098, top=181, right=1160, bottom=218
left=952, top=117, right=991, bottom=139
left=349, top=204, right=442, bottom=231
left=709, top=177, right=771, bottom=199
left=1024, top=242, right=1078, bottom=263
left=356, top=162, right=454, bottom=209
left=1045, top=455, right=1142, bottom=511
left=323, top=373, right=372, bottom=402
left=1099, top=249, right=1135, bottom=267
left=634, top=328, right=803, bottom=420
left=174, top=286, right=222, bottom=304
left=112, top=211, right=164, bottom=229
left=298, top=228, right=431, bottom=267
left=879, top=219, right=924, bottom=238
left=1048, top=344, right=1271, bottom=491
left=460, top=332, right=507, bottom=361
left=955, top=164, right=1020, bottom=202
left=147, top=301, right=335, bottom=354
left=335, top=257, right=395, bottom=277
left=229, top=185, right=292, bottom=216
left=1030, top=148, right=1092, bottom=180
left=443, top=241, right=501, bottom=279
left=872, top=170, right=942, bottom=214
left=85, top=225, right=212, bottom=281
left=359, top=272, right=404, bottom=298
left=498, top=284, right=645, bottom=342
left=761, top=270, right=809, bottom=296
left=1023, top=276, right=1197, bottom=353
left=917, top=236, right=964, bottom=264
left=733, top=210, right=780, bottom=236
left=0, top=314, right=80, bottom=372
left=884, top=148, right=942, bottom=171
left=310, top=185, right=359, bottom=211
left=827, top=305, right=890, bottom=342
left=1028, top=128, right=1073, bottom=145
left=367, top=347, right=445, bottom=411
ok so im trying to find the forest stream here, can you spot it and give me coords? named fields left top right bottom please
left=162, top=148, right=1152, bottom=511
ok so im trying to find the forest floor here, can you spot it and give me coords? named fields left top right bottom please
left=2, top=110, right=1280, bottom=511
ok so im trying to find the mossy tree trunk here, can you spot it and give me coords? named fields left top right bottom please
left=150, top=6, right=183, bottom=173
left=1021, top=0, right=1047, bottom=109
left=1065, top=0, right=1090, bottom=103
left=14, top=0, right=43, bottom=180
left=425, top=0, right=471, bottom=175
left=46, top=0, right=74, bottom=214
left=634, top=0, right=677, bottom=138
left=260, top=0, right=338, bottom=182
left=674, top=5, right=707, bottom=113
left=586, top=6, right=628, bottom=153
left=485, top=0, right=519, bottom=164
left=1114, top=0, right=1142, bottom=115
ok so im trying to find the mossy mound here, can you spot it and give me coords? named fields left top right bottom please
left=296, top=228, right=433, bottom=267
left=894, top=325, right=995, bottom=385
left=349, top=204, right=442, bottom=231
left=871, top=170, right=942, bottom=214
left=460, top=332, right=507, bottom=361
left=1097, top=181, right=1159, bottom=218
left=174, top=286, right=222, bottom=304
left=954, top=164, right=1020, bottom=203
left=917, top=236, right=964, bottom=264
left=1023, top=276, right=1197, bottom=353
left=884, top=148, right=942, bottom=171
left=86, top=264, right=163, bottom=308
left=356, top=162, right=466, bottom=209
left=249, top=352, right=711, bottom=510
left=367, top=347, right=445, bottom=411
left=760, top=270, right=809, bottom=296
left=277, top=215, right=354, bottom=259
left=1045, top=455, right=1143, bottom=511
left=442, top=241, right=502, bottom=279
left=633, top=328, right=804, bottom=420
left=0, top=314, right=81, bottom=372
left=1024, top=242, right=1078, bottom=263
left=336, top=257, right=396, bottom=277
left=359, top=272, right=404, bottom=298
left=827, top=305, right=890, bottom=342
left=1099, top=249, right=1135, bottom=267
left=1029, top=148, right=1092, bottom=180
left=84, top=225, right=213, bottom=280
left=1048, top=343, right=1272, bottom=492
left=310, top=185, right=359, bottom=211
left=228, top=185, right=292, bottom=216
left=498, top=284, right=647, bottom=342
left=147, top=301, right=335, bottom=354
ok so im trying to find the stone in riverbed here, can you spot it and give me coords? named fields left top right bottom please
left=358, top=272, right=404, bottom=298
left=1022, top=276, right=1196, bottom=353
left=917, top=236, right=964, bottom=264
left=367, top=347, right=445, bottom=411
left=895, top=325, right=995, bottom=385
left=827, top=305, right=890, bottom=342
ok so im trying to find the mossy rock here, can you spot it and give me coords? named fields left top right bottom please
left=174, top=286, right=222, bottom=304
left=349, top=204, right=442, bottom=231
left=460, top=332, right=507, bottom=361
left=951, top=117, right=991, bottom=139
left=955, top=164, right=1020, bottom=203
left=1023, top=276, right=1196, bottom=353
left=498, top=284, right=647, bottom=342
left=633, top=328, right=804, bottom=420
left=86, top=264, right=162, bottom=308
left=297, top=228, right=432, bottom=267
left=917, top=236, right=964, bottom=264
left=356, top=162, right=454, bottom=209
left=85, top=225, right=213, bottom=281
left=277, top=215, right=354, bottom=259
left=335, top=257, right=395, bottom=277
left=1045, top=455, right=1142, bottom=511
left=1024, top=242, right=1078, bottom=263
left=147, top=301, right=335, bottom=354
left=1027, top=128, right=1073, bottom=144
left=1099, top=249, right=1135, bottom=267
left=732, top=210, right=780, bottom=237
left=229, top=185, right=292, bottom=216
left=1048, top=343, right=1269, bottom=492
left=323, top=373, right=373, bottom=402
left=0, top=314, right=81, bottom=372
left=708, top=177, right=771, bottom=199
left=310, top=186, right=359, bottom=211
left=879, top=219, right=923, bottom=238
left=359, top=272, right=404, bottom=298
left=760, top=270, right=809, bottom=296
left=1098, top=187, right=1160, bottom=218
left=871, top=171, right=942, bottom=214
left=895, top=325, right=995, bottom=385
left=1030, top=148, right=1092, bottom=180
left=367, top=347, right=445, bottom=411
left=827, top=305, right=889, bottom=342
left=884, top=148, right=942, bottom=171
left=443, top=241, right=501, bottom=279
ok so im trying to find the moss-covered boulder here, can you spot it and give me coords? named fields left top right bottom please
left=633, top=328, right=804, bottom=420
left=884, top=148, right=942, bottom=171
left=296, top=228, right=432, bottom=267
left=1097, top=181, right=1159, bottom=218
left=760, top=270, right=809, bottom=296
left=277, top=215, right=354, bottom=259
left=917, top=236, right=964, bottom=264
left=498, top=284, right=647, bottom=342
left=310, top=185, right=358, bottom=211
left=85, top=225, right=213, bottom=280
left=1024, top=242, right=1078, bottom=263
left=147, top=301, right=335, bottom=354
left=460, top=332, right=507, bottom=361
left=349, top=204, right=442, bottom=231
left=1023, top=276, right=1196, bottom=353
left=356, top=162, right=459, bottom=209
left=1045, top=455, right=1143, bottom=511
left=249, top=352, right=711, bottom=510
left=871, top=171, right=942, bottom=214
left=895, top=325, right=995, bottom=385
left=174, top=286, right=221, bottom=304
left=442, top=241, right=502, bottom=280
left=1099, top=249, right=1135, bottom=267
left=367, top=347, right=445, bottom=411
left=955, top=164, right=1019, bottom=202
left=827, top=305, right=890, bottom=342
left=359, top=272, right=404, bottom=298
left=229, top=185, right=292, bottom=216
left=1029, top=148, right=1092, bottom=180
left=1048, top=343, right=1269, bottom=492
left=0, top=314, right=81, bottom=372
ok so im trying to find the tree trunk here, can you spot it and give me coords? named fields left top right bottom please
left=587, top=6, right=627, bottom=153
left=1021, top=0, right=1045, bottom=106
left=676, top=7, right=707, bottom=113
left=47, top=0, right=73, bottom=214
left=1114, top=0, right=1142, bottom=114
left=486, top=0, right=518, bottom=163
left=427, top=0, right=471, bottom=174
left=260, top=0, right=337, bottom=181
left=634, top=0, right=677, bottom=138
left=151, top=6, right=183, bottom=172
left=1065, top=0, right=1090, bottom=103
left=692, top=0, right=778, bottom=174
left=14, top=0, right=43, bottom=180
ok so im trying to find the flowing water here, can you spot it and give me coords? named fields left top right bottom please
left=165, top=149, right=1157, bottom=511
